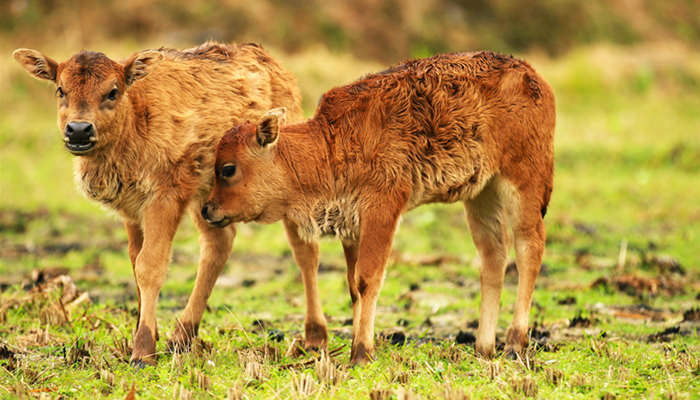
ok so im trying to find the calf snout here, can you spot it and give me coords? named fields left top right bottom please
left=201, top=202, right=232, bottom=227
left=201, top=203, right=213, bottom=220
left=64, top=121, right=97, bottom=155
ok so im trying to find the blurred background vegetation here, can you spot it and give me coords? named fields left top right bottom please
left=3, top=0, right=700, bottom=60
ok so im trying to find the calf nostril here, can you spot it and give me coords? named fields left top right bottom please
left=65, top=122, right=95, bottom=141
left=201, top=205, right=209, bottom=220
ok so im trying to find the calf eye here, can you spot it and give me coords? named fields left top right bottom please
left=56, top=87, right=65, bottom=98
left=107, top=88, right=118, bottom=100
left=221, top=164, right=237, bottom=178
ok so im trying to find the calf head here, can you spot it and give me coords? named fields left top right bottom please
left=13, top=48, right=163, bottom=155
left=203, top=108, right=288, bottom=227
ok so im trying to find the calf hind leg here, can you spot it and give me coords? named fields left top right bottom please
left=505, top=213, right=545, bottom=357
left=169, top=207, right=235, bottom=351
left=465, top=181, right=511, bottom=359
left=342, top=240, right=361, bottom=348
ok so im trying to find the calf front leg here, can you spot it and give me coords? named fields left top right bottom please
left=124, top=221, right=144, bottom=330
left=131, top=198, right=184, bottom=366
left=169, top=207, right=235, bottom=351
left=350, top=209, right=401, bottom=365
left=284, top=219, right=327, bottom=351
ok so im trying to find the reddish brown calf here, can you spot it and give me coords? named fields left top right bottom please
left=204, top=51, right=555, bottom=364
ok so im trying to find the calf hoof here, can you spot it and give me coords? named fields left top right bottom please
left=129, top=358, right=155, bottom=370
left=304, top=321, right=328, bottom=351
left=302, top=343, right=326, bottom=354
left=167, top=320, right=199, bottom=353
left=475, top=342, right=496, bottom=359
left=504, top=327, right=528, bottom=359
left=132, top=325, right=157, bottom=364
left=504, top=348, right=521, bottom=360
left=350, top=342, right=374, bottom=366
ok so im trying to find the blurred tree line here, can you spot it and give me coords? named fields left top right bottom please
left=2, top=0, right=699, bottom=60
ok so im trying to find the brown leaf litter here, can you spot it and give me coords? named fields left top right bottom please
left=0, top=269, right=91, bottom=341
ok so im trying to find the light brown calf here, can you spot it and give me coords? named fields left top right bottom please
left=204, top=51, right=555, bottom=364
left=13, top=42, right=303, bottom=366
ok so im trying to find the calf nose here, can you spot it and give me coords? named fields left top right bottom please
left=65, top=121, right=94, bottom=142
left=201, top=203, right=212, bottom=221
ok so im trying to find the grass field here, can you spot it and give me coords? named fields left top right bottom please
left=0, top=42, right=698, bottom=399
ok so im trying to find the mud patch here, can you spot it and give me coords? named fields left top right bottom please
left=455, top=330, right=476, bottom=345
left=529, top=324, right=561, bottom=352
left=380, top=330, right=407, bottom=346
left=574, top=248, right=616, bottom=270
left=1, top=240, right=123, bottom=260
left=643, top=254, right=685, bottom=275
left=318, top=262, right=344, bottom=273
left=595, top=303, right=676, bottom=322
left=216, top=253, right=293, bottom=288
left=569, top=312, right=593, bottom=328
left=557, top=296, right=576, bottom=305
left=0, top=343, right=18, bottom=370
left=591, top=274, right=685, bottom=297
left=0, top=209, right=39, bottom=234
left=391, top=251, right=466, bottom=267
left=682, top=308, right=700, bottom=322
left=646, top=325, right=697, bottom=342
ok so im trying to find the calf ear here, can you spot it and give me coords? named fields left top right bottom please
left=12, top=49, right=58, bottom=82
left=123, top=50, right=164, bottom=85
left=256, top=108, right=286, bottom=147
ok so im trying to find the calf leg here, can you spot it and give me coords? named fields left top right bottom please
left=505, top=214, right=545, bottom=357
left=350, top=210, right=400, bottom=365
left=284, top=219, right=327, bottom=350
left=169, top=207, right=235, bottom=351
left=124, top=221, right=144, bottom=330
left=342, top=240, right=360, bottom=345
left=131, top=198, right=184, bottom=366
left=465, top=182, right=511, bottom=359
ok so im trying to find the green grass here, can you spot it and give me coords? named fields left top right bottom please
left=0, top=43, right=699, bottom=398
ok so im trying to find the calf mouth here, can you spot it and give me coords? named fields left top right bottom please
left=206, top=216, right=233, bottom=228
left=64, top=138, right=96, bottom=155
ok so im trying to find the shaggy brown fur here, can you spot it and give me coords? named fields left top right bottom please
left=13, top=41, right=303, bottom=365
left=204, top=51, right=555, bottom=364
